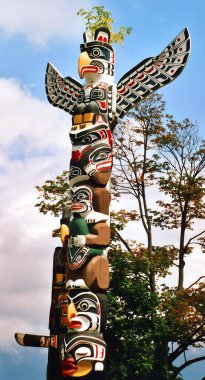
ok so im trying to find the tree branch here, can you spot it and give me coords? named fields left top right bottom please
left=187, top=276, right=205, bottom=289
left=173, top=355, right=205, bottom=378
left=169, top=320, right=205, bottom=362
left=111, top=227, right=132, bottom=253
left=184, top=230, right=205, bottom=251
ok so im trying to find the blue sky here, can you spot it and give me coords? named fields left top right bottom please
left=0, top=1, right=205, bottom=379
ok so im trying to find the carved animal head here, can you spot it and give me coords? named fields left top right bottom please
left=78, top=27, right=115, bottom=82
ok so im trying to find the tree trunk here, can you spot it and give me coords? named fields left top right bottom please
left=178, top=206, right=187, bottom=290
left=151, top=339, right=170, bottom=380
left=147, top=231, right=156, bottom=293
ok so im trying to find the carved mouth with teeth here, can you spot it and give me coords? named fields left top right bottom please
left=96, top=161, right=112, bottom=171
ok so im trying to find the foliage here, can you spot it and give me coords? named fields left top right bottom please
left=105, top=213, right=184, bottom=380
left=77, top=6, right=132, bottom=45
left=160, top=281, right=205, bottom=348
left=105, top=244, right=158, bottom=380
left=110, top=92, right=205, bottom=377
left=35, top=170, right=70, bottom=217
left=112, top=93, right=205, bottom=291
left=153, top=116, right=205, bottom=230
left=106, top=211, right=205, bottom=379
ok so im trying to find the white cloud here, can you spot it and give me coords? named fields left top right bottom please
left=0, top=77, right=69, bottom=155
left=0, top=0, right=91, bottom=47
left=112, top=192, right=205, bottom=289
left=0, top=77, right=71, bottom=350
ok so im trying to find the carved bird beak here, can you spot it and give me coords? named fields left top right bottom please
left=67, top=302, right=77, bottom=323
left=78, top=51, right=91, bottom=79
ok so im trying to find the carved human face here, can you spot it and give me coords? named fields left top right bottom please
left=70, top=185, right=93, bottom=215
left=69, top=124, right=113, bottom=186
left=60, top=332, right=106, bottom=377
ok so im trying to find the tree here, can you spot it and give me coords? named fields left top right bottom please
left=110, top=93, right=205, bottom=378
left=112, top=93, right=166, bottom=293
left=77, top=6, right=132, bottom=45
left=153, top=115, right=205, bottom=289
left=35, top=170, right=70, bottom=217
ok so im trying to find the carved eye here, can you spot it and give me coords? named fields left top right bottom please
left=77, top=192, right=87, bottom=200
left=77, top=299, right=97, bottom=312
left=79, top=301, right=89, bottom=311
left=82, top=136, right=92, bottom=143
left=93, top=152, right=109, bottom=162
left=75, top=347, right=91, bottom=361
left=81, top=134, right=98, bottom=144
left=76, top=189, right=91, bottom=201
left=91, top=48, right=101, bottom=57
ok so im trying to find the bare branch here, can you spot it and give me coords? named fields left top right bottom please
left=184, top=230, right=205, bottom=251
left=187, top=276, right=205, bottom=290
left=111, top=227, right=132, bottom=253
left=173, top=355, right=205, bottom=378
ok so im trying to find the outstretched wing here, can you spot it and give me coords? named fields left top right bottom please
left=45, top=63, right=83, bottom=115
left=116, top=28, right=191, bottom=119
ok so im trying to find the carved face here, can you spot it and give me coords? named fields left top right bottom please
left=78, top=42, right=114, bottom=80
left=70, top=185, right=93, bottom=214
left=60, top=332, right=106, bottom=377
left=53, top=291, right=107, bottom=332
left=78, top=27, right=114, bottom=81
left=69, top=135, right=113, bottom=186
left=70, top=124, right=112, bottom=148
left=70, top=144, right=112, bottom=181
left=67, top=291, right=108, bottom=332
left=67, top=292, right=101, bottom=332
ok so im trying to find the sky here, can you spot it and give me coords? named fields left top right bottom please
left=0, top=0, right=205, bottom=379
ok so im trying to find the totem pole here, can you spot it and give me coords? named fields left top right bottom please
left=15, top=26, right=190, bottom=379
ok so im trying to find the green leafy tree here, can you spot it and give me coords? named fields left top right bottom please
left=35, top=170, right=70, bottom=217
left=77, top=6, right=132, bottom=45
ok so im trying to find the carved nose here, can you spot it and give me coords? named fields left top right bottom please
left=67, top=302, right=77, bottom=323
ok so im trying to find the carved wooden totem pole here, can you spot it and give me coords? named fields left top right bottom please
left=15, top=26, right=190, bottom=379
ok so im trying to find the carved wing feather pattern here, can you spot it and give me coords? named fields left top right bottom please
left=45, top=63, right=83, bottom=115
left=116, top=28, right=191, bottom=118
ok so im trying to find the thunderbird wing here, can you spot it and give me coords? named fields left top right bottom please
left=116, top=28, right=191, bottom=119
left=45, top=63, right=83, bottom=115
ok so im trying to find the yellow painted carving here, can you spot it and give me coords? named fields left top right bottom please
left=60, top=224, right=69, bottom=244
left=84, top=113, right=94, bottom=122
left=74, top=115, right=83, bottom=124
left=78, top=51, right=91, bottom=78
left=67, top=302, right=77, bottom=323
left=56, top=274, right=64, bottom=282
left=71, top=361, right=92, bottom=377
